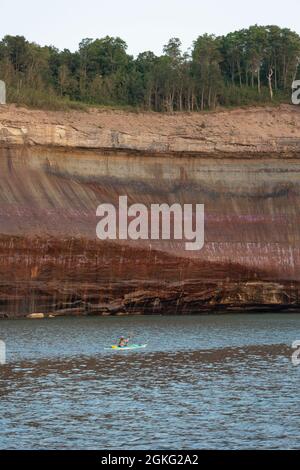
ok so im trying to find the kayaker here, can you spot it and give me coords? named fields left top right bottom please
left=118, top=336, right=129, bottom=347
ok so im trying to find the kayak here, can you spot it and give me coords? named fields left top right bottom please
left=105, top=344, right=147, bottom=350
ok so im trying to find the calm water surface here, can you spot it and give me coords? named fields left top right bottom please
left=0, top=314, right=300, bottom=449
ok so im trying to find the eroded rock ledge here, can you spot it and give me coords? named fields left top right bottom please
left=0, top=104, right=300, bottom=317
left=1, top=103, right=300, bottom=156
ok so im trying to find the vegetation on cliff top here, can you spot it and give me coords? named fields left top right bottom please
left=0, top=25, right=299, bottom=111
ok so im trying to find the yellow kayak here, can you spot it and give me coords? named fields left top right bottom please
left=106, top=344, right=147, bottom=350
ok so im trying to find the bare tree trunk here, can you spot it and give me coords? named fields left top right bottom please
left=267, top=68, right=273, bottom=100
left=179, top=88, right=183, bottom=111
left=282, top=55, right=290, bottom=89
left=213, top=92, right=217, bottom=109
left=191, top=92, right=195, bottom=111
left=148, top=88, right=152, bottom=110
left=257, top=65, right=261, bottom=94
left=237, top=61, right=242, bottom=87
left=201, top=88, right=205, bottom=111
left=245, top=65, right=249, bottom=87
left=208, top=86, right=211, bottom=108
left=154, top=86, right=159, bottom=111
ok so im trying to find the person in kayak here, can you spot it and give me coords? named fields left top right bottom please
left=118, top=336, right=130, bottom=347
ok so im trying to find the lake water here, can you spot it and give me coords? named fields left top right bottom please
left=0, top=314, right=300, bottom=449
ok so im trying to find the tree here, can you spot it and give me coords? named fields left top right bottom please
left=192, top=34, right=222, bottom=109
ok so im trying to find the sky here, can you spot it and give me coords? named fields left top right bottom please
left=1, top=0, right=300, bottom=56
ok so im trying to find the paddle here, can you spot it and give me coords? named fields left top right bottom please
left=127, top=332, right=134, bottom=345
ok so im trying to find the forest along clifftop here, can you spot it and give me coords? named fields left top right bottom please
left=0, top=104, right=300, bottom=317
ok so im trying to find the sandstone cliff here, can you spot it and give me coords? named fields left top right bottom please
left=0, top=104, right=300, bottom=317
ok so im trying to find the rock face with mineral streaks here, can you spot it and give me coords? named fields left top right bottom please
left=0, top=104, right=300, bottom=317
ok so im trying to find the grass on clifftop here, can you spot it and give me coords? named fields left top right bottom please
left=7, top=85, right=290, bottom=113
left=7, top=87, right=88, bottom=111
left=7, top=86, right=142, bottom=112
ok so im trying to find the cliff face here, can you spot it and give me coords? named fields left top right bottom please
left=0, top=104, right=300, bottom=317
